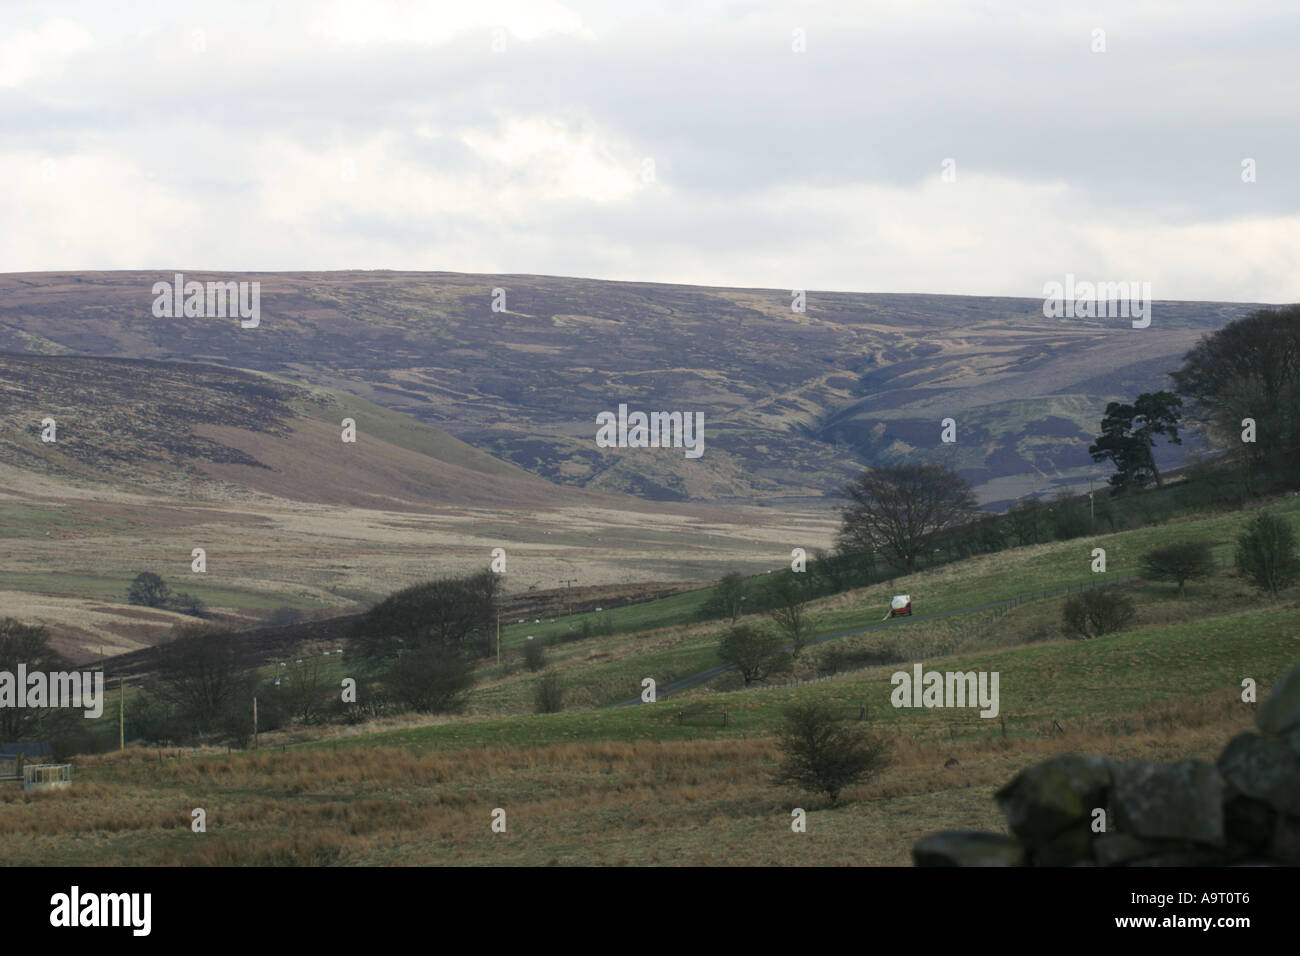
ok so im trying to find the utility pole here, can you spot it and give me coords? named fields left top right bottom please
left=118, top=677, right=124, bottom=751
left=561, top=579, right=577, bottom=616
left=1089, top=477, right=1095, bottom=524
left=252, top=697, right=258, bottom=750
left=496, top=612, right=501, bottom=666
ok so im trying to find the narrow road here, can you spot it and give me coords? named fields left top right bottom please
left=610, top=575, right=1140, bottom=707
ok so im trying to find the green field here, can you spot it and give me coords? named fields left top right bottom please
left=8, top=496, right=1297, bottom=867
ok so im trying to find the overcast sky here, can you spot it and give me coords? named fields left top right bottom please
left=3, top=0, right=1297, bottom=301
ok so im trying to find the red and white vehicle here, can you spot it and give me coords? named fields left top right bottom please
left=889, top=594, right=913, bottom=617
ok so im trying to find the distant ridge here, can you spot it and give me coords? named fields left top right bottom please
left=0, top=271, right=1265, bottom=504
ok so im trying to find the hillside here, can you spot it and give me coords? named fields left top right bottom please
left=0, top=353, right=837, bottom=659
left=19, top=497, right=1299, bottom=867
left=0, top=272, right=1262, bottom=505
left=0, top=352, right=605, bottom=511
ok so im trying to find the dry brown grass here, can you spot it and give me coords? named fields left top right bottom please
left=0, top=688, right=1254, bottom=866
left=1, top=465, right=836, bottom=661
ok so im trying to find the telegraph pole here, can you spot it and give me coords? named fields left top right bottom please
left=1089, top=477, right=1095, bottom=524
left=496, top=612, right=501, bottom=666
left=561, top=579, right=577, bottom=615
left=119, top=677, right=124, bottom=751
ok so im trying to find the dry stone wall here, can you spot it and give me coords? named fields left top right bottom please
left=914, top=665, right=1300, bottom=866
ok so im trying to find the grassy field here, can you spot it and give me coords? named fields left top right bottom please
left=5, top=499, right=1296, bottom=866
left=70, top=494, right=1300, bottom=747
left=0, top=463, right=833, bottom=658
left=2, top=609, right=1281, bottom=866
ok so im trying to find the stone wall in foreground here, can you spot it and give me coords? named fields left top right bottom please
left=913, top=665, right=1300, bottom=866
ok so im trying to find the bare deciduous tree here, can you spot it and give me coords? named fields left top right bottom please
left=283, top=655, right=330, bottom=724
left=714, top=572, right=747, bottom=624
left=718, top=624, right=789, bottom=685
left=837, top=464, right=978, bottom=573
left=766, top=574, right=812, bottom=656
left=0, top=619, right=68, bottom=740
left=152, top=625, right=256, bottom=736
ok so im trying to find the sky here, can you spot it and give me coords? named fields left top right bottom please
left=2, top=0, right=1297, bottom=301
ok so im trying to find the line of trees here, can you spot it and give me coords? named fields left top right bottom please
left=0, top=567, right=514, bottom=755
left=815, top=305, right=1300, bottom=593
left=121, top=569, right=506, bottom=749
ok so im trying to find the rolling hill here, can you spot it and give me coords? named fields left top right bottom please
left=0, top=352, right=837, bottom=659
left=0, top=271, right=1264, bottom=506
left=0, top=351, right=605, bottom=511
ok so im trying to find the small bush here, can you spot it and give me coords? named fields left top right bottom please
left=327, top=687, right=391, bottom=724
left=168, top=591, right=207, bottom=617
left=1136, top=494, right=1175, bottom=527
left=534, top=671, right=564, bottom=714
left=127, top=571, right=170, bottom=608
left=221, top=704, right=255, bottom=750
left=1139, top=540, right=1216, bottom=596
left=46, top=709, right=106, bottom=760
left=1062, top=588, right=1137, bottom=639
left=125, top=691, right=176, bottom=746
left=384, top=645, right=476, bottom=714
left=1235, top=511, right=1300, bottom=598
left=772, top=703, right=890, bottom=805
left=577, top=613, right=616, bottom=640
left=523, top=639, right=546, bottom=672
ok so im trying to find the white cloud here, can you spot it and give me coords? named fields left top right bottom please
left=0, top=151, right=205, bottom=270
left=0, top=18, right=93, bottom=88
left=459, top=115, right=647, bottom=204
left=0, top=1, right=1296, bottom=302
left=310, top=0, right=590, bottom=46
